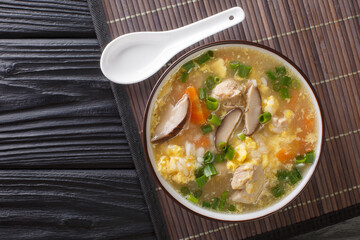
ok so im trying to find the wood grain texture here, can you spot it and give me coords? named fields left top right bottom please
left=0, top=39, right=133, bottom=168
left=0, top=169, right=155, bottom=240
left=0, top=0, right=95, bottom=38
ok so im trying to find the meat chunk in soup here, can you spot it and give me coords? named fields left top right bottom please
left=210, top=79, right=246, bottom=109
left=231, top=163, right=265, bottom=204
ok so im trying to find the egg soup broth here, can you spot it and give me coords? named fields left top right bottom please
left=150, top=46, right=318, bottom=213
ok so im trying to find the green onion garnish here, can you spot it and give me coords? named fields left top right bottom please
left=218, top=142, right=227, bottom=152
left=208, top=114, right=221, bottom=126
left=180, top=71, right=188, bottom=83
left=206, top=97, right=218, bottom=110
left=180, top=186, right=191, bottom=196
left=214, top=76, right=222, bottom=84
left=280, top=87, right=290, bottom=99
left=203, top=151, right=214, bottom=164
left=211, top=197, right=219, bottom=209
left=229, top=60, right=240, bottom=69
left=295, top=154, right=306, bottom=164
left=182, top=60, right=195, bottom=72
left=225, top=146, right=235, bottom=160
left=305, top=150, right=315, bottom=163
left=214, top=153, right=225, bottom=163
left=204, top=163, right=218, bottom=177
left=202, top=201, right=211, bottom=208
left=271, top=184, right=285, bottom=198
left=291, top=79, right=300, bottom=89
left=219, top=191, right=229, bottom=211
left=199, top=88, right=207, bottom=100
left=288, top=168, right=302, bottom=185
left=187, top=194, right=199, bottom=204
left=228, top=204, right=236, bottom=212
left=205, top=76, right=215, bottom=90
left=194, top=190, right=202, bottom=198
left=195, top=50, right=214, bottom=65
left=238, top=63, right=252, bottom=78
left=237, top=133, right=246, bottom=141
left=195, top=175, right=208, bottom=187
left=200, top=124, right=212, bottom=135
left=279, top=76, right=292, bottom=87
left=276, top=170, right=288, bottom=182
left=258, top=112, right=272, bottom=124
left=266, top=70, right=277, bottom=82
left=275, top=66, right=286, bottom=75
left=273, top=82, right=281, bottom=91
left=195, top=167, right=204, bottom=178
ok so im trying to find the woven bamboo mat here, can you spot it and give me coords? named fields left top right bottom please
left=94, top=0, right=360, bottom=239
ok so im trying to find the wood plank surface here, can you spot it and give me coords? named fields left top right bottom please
left=0, top=39, right=133, bottom=169
left=0, top=0, right=95, bottom=38
left=0, top=169, right=155, bottom=240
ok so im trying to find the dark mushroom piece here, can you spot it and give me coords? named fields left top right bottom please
left=215, top=108, right=242, bottom=150
left=151, top=95, right=190, bottom=143
left=244, top=85, right=262, bottom=135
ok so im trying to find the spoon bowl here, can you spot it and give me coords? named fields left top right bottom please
left=100, top=7, right=245, bottom=84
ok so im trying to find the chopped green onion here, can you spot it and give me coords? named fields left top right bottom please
left=275, top=66, right=286, bottom=75
left=201, top=124, right=212, bottom=135
left=206, top=97, right=219, bottom=110
left=195, top=175, right=208, bottom=187
left=194, top=190, right=202, bottom=198
left=180, top=71, right=188, bottom=83
left=291, top=79, right=300, bottom=89
left=237, top=133, right=246, bottom=141
left=266, top=70, right=277, bottom=82
left=280, top=87, right=290, bottom=99
left=228, top=204, right=236, bottom=212
left=214, top=153, right=225, bottom=163
left=225, top=146, right=235, bottom=160
left=195, top=167, right=204, bottom=178
left=295, top=154, right=306, bottom=164
left=204, top=163, right=218, bottom=177
left=219, top=191, right=229, bottom=211
left=273, top=82, right=282, bottom=91
left=305, top=150, right=315, bottom=163
left=195, top=50, right=214, bottom=65
left=258, top=112, right=272, bottom=124
left=276, top=170, right=288, bottom=182
left=199, top=88, right=207, bottom=100
left=182, top=60, right=195, bottom=72
left=205, top=76, right=215, bottom=90
left=238, top=63, right=252, bottom=78
left=203, top=151, right=214, bottom=164
left=271, top=184, right=285, bottom=198
left=202, top=201, right=211, bottom=208
left=211, top=197, right=219, bottom=209
left=288, top=168, right=302, bottom=185
left=229, top=60, right=240, bottom=69
left=279, top=76, right=292, bottom=87
left=208, top=114, right=221, bottom=126
left=214, top=76, right=222, bottom=84
left=187, top=194, right=198, bottom=204
left=180, top=186, right=191, bottom=195
left=218, top=142, right=227, bottom=152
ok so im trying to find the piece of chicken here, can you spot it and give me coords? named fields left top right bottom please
left=210, top=79, right=246, bottom=109
left=230, top=163, right=265, bottom=204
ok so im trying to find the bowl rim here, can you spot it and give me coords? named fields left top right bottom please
left=141, top=40, right=325, bottom=222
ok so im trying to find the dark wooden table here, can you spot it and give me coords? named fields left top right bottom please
left=1, top=1, right=358, bottom=239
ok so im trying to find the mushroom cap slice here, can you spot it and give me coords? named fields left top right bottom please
left=215, top=108, right=242, bottom=150
left=231, top=164, right=265, bottom=204
left=151, top=95, right=189, bottom=143
left=244, top=85, right=262, bottom=135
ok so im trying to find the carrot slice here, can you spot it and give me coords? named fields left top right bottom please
left=276, top=148, right=296, bottom=163
left=184, top=86, right=209, bottom=125
left=194, top=136, right=210, bottom=148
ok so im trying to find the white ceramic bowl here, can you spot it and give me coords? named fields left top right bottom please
left=142, top=41, right=324, bottom=221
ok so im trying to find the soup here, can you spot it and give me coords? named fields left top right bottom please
left=150, top=46, right=318, bottom=214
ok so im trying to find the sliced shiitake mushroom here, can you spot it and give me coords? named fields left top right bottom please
left=244, top=85, right=262, bottom=135
left=151, top=95, right=189, bottom=143
left=215, top=108, right=242, bottom=150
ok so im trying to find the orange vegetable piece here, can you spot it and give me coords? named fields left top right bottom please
left=276, top=148, right=296, bottom=163
left=194, top=136, right=210, bottom=148
left=183, top=86, right=209, bottom=125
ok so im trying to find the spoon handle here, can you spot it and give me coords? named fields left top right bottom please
left=168, top=7, right=245, bottom=51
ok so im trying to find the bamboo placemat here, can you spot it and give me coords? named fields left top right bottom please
left=89, top=0, right=360, bottom=239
